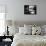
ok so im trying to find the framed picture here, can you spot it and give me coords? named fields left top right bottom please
left=24, top=5, right=37, bottom=15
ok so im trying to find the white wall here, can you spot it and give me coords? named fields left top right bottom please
left=0, top=0, right=46, bottom=22
left=14, top=0, right=46, bottom=22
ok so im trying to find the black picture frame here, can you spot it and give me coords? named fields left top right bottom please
left=24, top=5, right=37, bottom=15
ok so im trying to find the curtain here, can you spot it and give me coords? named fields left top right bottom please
left=0, top=5, right=5, bottom=36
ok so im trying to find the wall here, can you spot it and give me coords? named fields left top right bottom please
left=14, top=0, right=46, bottom=22
left=0, top=0, right=46, bottom=22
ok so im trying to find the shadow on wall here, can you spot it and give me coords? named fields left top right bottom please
left=5, top=20, right=46, bottom=27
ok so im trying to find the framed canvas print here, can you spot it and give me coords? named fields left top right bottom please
left=24, top=5, right=37, bottom=15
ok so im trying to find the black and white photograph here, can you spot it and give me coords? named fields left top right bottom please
left=0, top=0, right=46, bottom=46
left=24, top=5, right=37, bottom=15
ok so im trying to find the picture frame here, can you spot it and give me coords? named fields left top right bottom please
left=24, top=5, right=37, bottom=15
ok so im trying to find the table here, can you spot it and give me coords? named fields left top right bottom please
left=0, top=36, right=13, bottom=46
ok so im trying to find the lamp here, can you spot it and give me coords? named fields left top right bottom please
left=5, top=20, right=12, bottom=36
